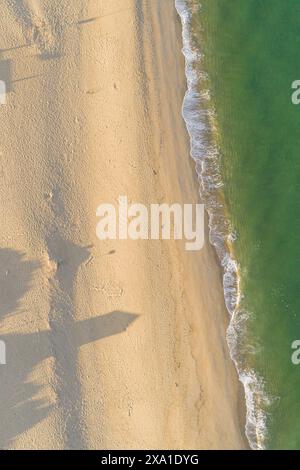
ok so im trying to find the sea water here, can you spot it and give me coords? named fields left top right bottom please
left=176, top=0, right=300, bottom=449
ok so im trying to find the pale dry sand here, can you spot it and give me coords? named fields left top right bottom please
left=0, top=0, right=246, bottom=449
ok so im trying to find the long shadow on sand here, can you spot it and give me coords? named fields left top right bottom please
left=0, top=247, right=138, bottom=449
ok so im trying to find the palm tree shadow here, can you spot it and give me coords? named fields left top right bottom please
left=0, top=248, right=47, bottom=448
left=0, top=248, right=40, bottom=321
left=0, top=246, right=138, bottom=449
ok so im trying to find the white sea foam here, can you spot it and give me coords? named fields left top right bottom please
left=175, top=0, right=271, bottom=450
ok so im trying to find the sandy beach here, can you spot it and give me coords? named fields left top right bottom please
left=0, top=0, right=246, bottom=449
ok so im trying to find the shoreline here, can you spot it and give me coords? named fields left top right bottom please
left=0, top=0, right=246, bottom=449
left=175, top=0, right=251, bottom=448
left=175, top=0, right=268, bottom=449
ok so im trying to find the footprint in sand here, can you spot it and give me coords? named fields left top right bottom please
left=5, top=0, right=58, bottom=59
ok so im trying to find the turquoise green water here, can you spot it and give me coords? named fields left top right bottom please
left=192, top=0, right=300, bottom=449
